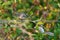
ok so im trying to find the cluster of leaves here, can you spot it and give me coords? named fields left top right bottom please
left=0, top=0, right=60, bottom=40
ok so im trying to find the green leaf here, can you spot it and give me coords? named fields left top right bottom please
left=16, top=28, right=22, bottom=35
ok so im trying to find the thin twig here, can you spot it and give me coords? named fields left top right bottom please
left=18, top=24, right=34, bottom=40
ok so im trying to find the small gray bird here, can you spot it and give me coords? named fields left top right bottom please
left=39, top=25, right=54, bottom=36
left=39, top=25, right=45, bottom=33
left=19, top=13, right=27, bottom=19
left=15, top=12, right=27, bottom=19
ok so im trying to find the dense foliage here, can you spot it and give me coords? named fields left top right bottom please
left=0, top=0, right=60, bottom=40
